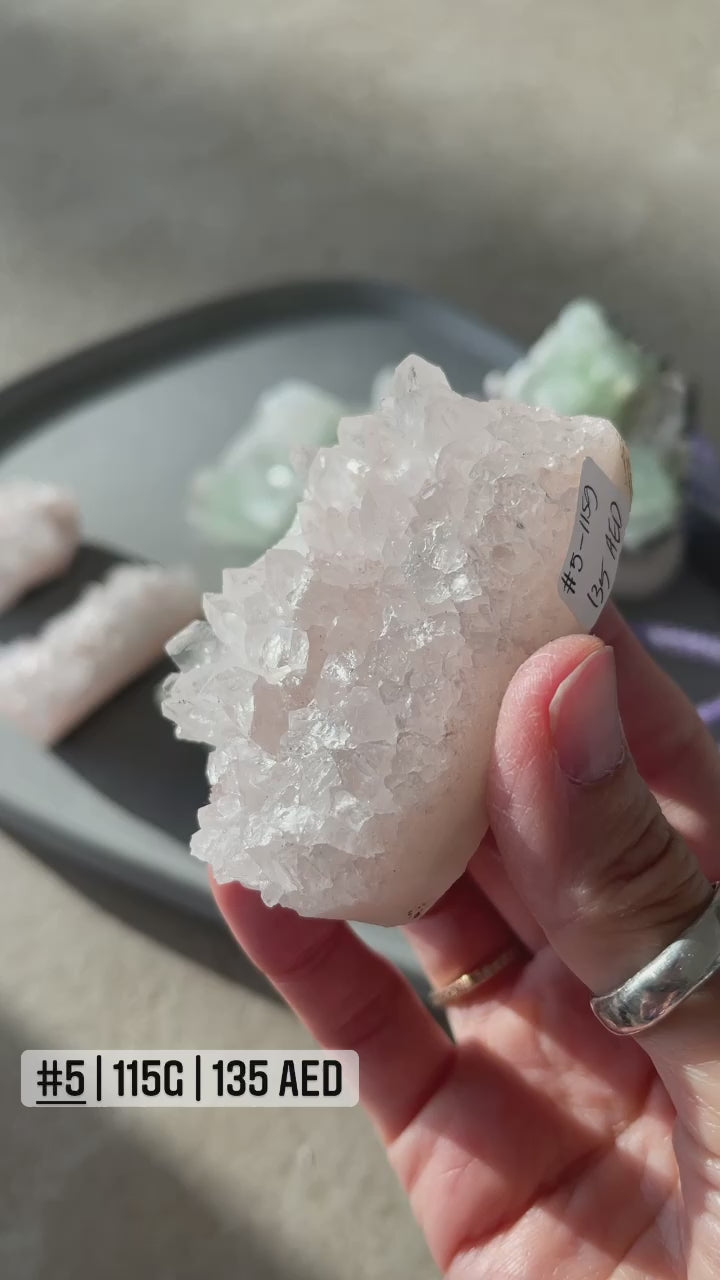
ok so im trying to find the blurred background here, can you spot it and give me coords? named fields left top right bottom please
left=1, top=3, right=720, bottom=1278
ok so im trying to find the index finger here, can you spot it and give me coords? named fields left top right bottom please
left=211, top=877, right=454, bottom=1141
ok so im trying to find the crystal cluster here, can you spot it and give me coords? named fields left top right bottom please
left=0, top=564, right=199, bottom=744
left=162, top=356, right=630, bottom=925
left=484, top=299, right=654, bottom=422
left=0, top=481, right=80, bottom=613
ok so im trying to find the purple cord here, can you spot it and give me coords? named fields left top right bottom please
left=634, top=623, right=720, bottom=665
left=697, top=694, right=720, bottom=726
left=629, top=433, right=720, bottom=727
left=633, top=621, right=720, bottom=729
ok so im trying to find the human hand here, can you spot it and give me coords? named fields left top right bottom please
left=213, top=603, right=720, bottom=1279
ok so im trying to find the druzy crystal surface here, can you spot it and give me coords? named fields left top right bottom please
left=162, top=356, right=630, bottom=926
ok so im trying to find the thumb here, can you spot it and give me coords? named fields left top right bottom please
left=488, top=637, right=713, bottom=996
left=488, top=637, right=720, bottom=1274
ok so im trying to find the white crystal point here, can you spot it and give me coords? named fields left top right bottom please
left=162, top=356, right=631, bottom=926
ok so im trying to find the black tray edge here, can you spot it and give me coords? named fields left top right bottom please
left=0, top=278, right=521, bottom=449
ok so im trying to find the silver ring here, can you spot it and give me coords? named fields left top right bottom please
left=591, top=882, right=720, bottom=1035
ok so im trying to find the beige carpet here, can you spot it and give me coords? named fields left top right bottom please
left=1, top=3, right=720, bottom=1278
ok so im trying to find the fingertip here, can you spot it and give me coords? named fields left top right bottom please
left=495, top=633, right=604, bottom=764
left=210, top=873, right=259, bottom=933
left=210, top=871, right=250, bottom=914
left=549, top=647, right=626, bottom=785
left=487, top=633, right=607, bottom=866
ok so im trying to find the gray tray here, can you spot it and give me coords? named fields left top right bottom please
left=0, top=281, right=520, bottom=980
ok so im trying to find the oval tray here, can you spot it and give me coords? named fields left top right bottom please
left=0, top=279, right=717, bottom=984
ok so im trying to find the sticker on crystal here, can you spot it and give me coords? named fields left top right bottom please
left=558, top=456, right=631, bottom=631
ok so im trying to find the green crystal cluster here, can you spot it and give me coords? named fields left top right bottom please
left=485, top=300, right=652, bottom=423
left=485, top=300, right=687, bottom=551
left=188, top=383, right=352, bottom=555
left=188, top=301, right=686, bottom=566
left=187, top=370, right=394, bottom=558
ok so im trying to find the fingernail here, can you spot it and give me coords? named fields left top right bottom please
left=550, top=647, right=626, bottom=784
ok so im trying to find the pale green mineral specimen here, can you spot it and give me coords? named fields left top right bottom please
left=623, top=443, right=682, bottom=552
left=187, top=382, right=348, bottom=554
left=486, top=300, right=687, bottom=557
left=484, top=299, right=655, bottom=423
left=188, top=369, right=395, bottom=557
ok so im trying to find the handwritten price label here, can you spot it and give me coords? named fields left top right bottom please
left=558, top=456, right=631, bottom=631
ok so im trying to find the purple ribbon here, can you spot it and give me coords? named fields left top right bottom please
left=698, top=694, right=720, bottom=726
left=632, top=621, right=720, bottom=728
left=623, top=428, right=720, bottom=728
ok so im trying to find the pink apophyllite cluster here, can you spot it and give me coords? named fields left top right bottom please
left=162, top=356, right=630, bottom=926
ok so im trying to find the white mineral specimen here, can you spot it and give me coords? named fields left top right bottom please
left=0, top=564, right=200, bottom=744
left=162, top=357, right=631, bottom=926
left=0, top=482, right=81, bottom=612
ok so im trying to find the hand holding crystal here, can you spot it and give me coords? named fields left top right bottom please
left=215, top=605, right=720, bottom=1279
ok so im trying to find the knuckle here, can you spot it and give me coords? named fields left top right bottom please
left=570, top=781, right=707, bottom=937
left=329, top=971, right=406, bottom=1052
left=270, top=921, right=345, bottom=984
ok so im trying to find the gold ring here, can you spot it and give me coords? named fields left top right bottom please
left=429, top=944, right=526, bottom=1008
